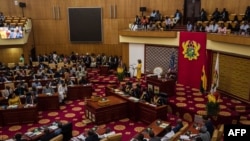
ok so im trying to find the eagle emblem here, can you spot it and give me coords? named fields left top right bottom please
left=182, top=40, right=200, bottom=60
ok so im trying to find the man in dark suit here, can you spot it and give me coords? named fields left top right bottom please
left=39, top=128, right=54, bottom=141
left=85, top=129, right=100, bottom=141
left=148, top=130, right=161, bottom=141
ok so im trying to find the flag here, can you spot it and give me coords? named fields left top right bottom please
left=200, top=65, right=207, bottom=94
left=210, top=53, right=219, bottom=93
left=178, top=32, right=207, bottom=88
left=168, top=52, right=175, bottom=72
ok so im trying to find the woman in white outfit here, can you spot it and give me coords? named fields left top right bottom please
left=58, top=83, right=67, bottom=104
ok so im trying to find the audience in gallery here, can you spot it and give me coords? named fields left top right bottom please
left=244, top=6, right=250, bottom=21
left=199, top=8, right=207, bottom=21
left=211, top=8, right=221, bottom=22
left=217, top=22, right=227, bottom=34
left=173, top=9, right=182, bottom=25
left=186, top=21, right=193, bottom=31
left=149, top=10, right=157, bottom=22
left=165, top=16, right=173, bottom=30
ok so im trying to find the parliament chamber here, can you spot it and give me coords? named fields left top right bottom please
left=1, top=0, right=250, bottom=141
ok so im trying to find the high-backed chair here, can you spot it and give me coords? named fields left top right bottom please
left=61, top=122, right=73, bottom=141
left=49, top=134, right=63, bottom=141
left=217, top=124, right=224, bottom=141
left=211, top=129, right=218, bottom=141
left=106, top=133, right=122, bottom=141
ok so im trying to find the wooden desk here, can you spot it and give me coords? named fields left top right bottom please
left=146, top=76, right=176, bottom=96
left=67, top=84, right=92, bottom=100
left=22, top=121, right=69, bottom=141
left=37, top=93, right=59, bottom=111
left=132, top=120, right=170, bottom=139
left=106, top=86, right=168, bottom=124
left=138, top=102, right=168, bottom=124
left=0, top=104, right=38, bottom=126
left=85, top=96, right=128, bottom=125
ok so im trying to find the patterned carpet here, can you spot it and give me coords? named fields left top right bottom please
left=1, top=68, right=250, bottom=140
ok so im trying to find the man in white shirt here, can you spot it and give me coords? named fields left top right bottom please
left=240, top=21, right=249, bottom=35
left=2, top=86, right=13, bottom=99
left=58, top=83, right=67, bottom=104
left=98, top=127, right=116, bottom=139
left=208, top=21, right=218, bottom=33
left=161, top=126, right=175, bottom=141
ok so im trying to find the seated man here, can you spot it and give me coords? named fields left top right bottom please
left=151, top=94, right=164, bottom=106
left=148, top=130, right=161, bottom=141
left=2, top=86, right=14, bottom=99
left=39, top=127, right=54, bottom=141
left=197, top=126, right=211, bottom=141
left=130, top=83, right=141, bottom=98
left=32, top=79, right=42, bottom=88
left=173, top=9, right=182, bottom=25
left=140, top=88, right=152, bottom=103
left=42, top=83, right=55, bottom=94
left=161, top=126, right=175, bottom=141
left=202, top=116, right=214, bottom=137
left=85, top=129, right=100, bottom=141
left=172, top=119, right=183, bottom=133
left=98, top=127, right=115, bottom=139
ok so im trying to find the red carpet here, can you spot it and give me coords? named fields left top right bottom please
left=1, top=69, right=249, bottom=140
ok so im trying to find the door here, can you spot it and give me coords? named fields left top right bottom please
left=184, top=0, right=201, bottom=24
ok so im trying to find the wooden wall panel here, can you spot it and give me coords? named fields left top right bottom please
left=201, top=0, right=250, bottom=16
left=0, top=47, right=23, bottom=64
left=216, top=54, right=250, bottom=101
left=103, top=19, right=119, bottom=44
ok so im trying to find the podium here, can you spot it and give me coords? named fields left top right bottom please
left=146, top=76, right=176, bottom=96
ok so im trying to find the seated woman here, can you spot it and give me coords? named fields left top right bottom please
left=217, top=23, right=227, bottom=34
left=8, top=93, right=22, bottom=105
left=151, top=94, right=164, bottom=106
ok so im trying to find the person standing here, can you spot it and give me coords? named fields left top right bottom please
left=19, top=54, right=24, bottom=63
left=136, top=59, right=142, bottom=80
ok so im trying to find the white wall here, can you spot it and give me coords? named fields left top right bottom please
left=129, top=43, right=145, bottom=77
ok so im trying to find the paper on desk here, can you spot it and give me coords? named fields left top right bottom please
left=48, top=125, right=58, bottom=130
left=180, top=135, right=190, bottom=140
left=159, top=123, right=169, bottom=128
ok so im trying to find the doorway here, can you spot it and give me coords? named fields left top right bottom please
left=183, top=0, right=201, bottom=24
